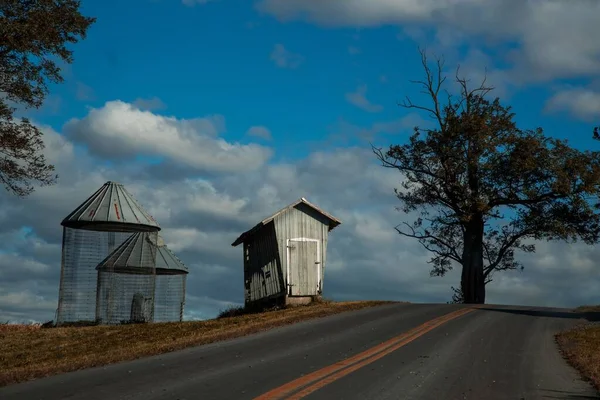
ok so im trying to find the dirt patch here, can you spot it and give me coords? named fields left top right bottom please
left=0, top=300, right=394, bottom=387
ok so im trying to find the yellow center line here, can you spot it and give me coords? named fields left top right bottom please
left=254, top=307, right=478, bottom=400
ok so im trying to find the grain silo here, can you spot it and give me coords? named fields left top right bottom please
left=154, top=235, right=188, bottom=322
left=95, top=232, right=189, bottom=323
left=56, top=181, right=160, bottom=325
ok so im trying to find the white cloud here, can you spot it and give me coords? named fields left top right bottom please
left=270, top=44, right=304, bottom=69
left=449, top=48, right=513, bottom=98
left=0, top=290, right=56, bottom=314
left=247, top=125, right=272, bottom=140
left=133, top=96, right=167, bottom=111
left=345, top=85, right=383, bottom=112
left=325, top=114, right=426, bottom=146
left=62, top=100, right=272, bottom=173
left=4, top=1, right=598, bottom=323
left=545, top=88, right=600, bottom=121
left=3, top=108, right=600, bottom=323
left=256, top=0, right=600, bottom=83
left=488, top=241, right=600, bottom=307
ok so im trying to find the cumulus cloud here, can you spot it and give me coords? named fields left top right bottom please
left=545, top=88, right=600, bottom=121
left=345, top=85, right=383, bottom=113
left=449, top=48, right=513, bottom=98
left=270, top=44, right=304, bottom=69
left=246, top=125, right=272, bottom=140
left=0, top=289, right=57, bottom=322
left=487, top=240, right=600, bottom=307
left=133, top=96, right=167, bottom=111
left=2, top=105, right=600, bottom=323
left=62, top=100, right=272, bottom=173
left=0, top=229, right=62, bottom=322
left=4, top=1, right=600, bottom=325
left=325, top=113, right=428, bottom=146
left=256, top=0, right=600, bottom=83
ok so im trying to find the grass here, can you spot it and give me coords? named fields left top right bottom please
left=555, top=305, right=600, bottom=390
left=0, top=300, right=394, bottom=388
left=573, top=305, right=600, bottom=313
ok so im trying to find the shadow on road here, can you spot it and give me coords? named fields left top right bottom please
left=540, top=388, right=600, bottom=399
left=475, top=306, right=600, bottom=323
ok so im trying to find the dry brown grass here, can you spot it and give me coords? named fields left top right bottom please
left=574, top=305, right=600, bottom=313
left=0, top=300, right=393, bottom=387
left=556, top=305, right=600, bottom=390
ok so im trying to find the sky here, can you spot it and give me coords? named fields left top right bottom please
left=2, top=0, right=600, bottom=323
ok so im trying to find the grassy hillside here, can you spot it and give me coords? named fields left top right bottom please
left=556, top=305, right=600, bottom=390
left=0, top=300, right=394, bottom=387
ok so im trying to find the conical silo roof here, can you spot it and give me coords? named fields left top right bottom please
left=96, top=232, right=188, bottom=275
left=96, top=232, right=157, bottom=275
left=155, top=236, right=189, bottom=275
left=61, top=181, right=160, bottom=232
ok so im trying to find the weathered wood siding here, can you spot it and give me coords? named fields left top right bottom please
left=321, top=236, right=328, bottom=293
left=274, top=203, right=330, bottom=296
left=244, top=222, right=285, bottom=303
left=289, top=240, right=318, bottom=295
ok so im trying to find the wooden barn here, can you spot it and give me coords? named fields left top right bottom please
left=231, top=197, right=341, bottom=308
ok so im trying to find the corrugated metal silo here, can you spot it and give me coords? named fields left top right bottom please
left=153, top=235, right=188, bottom=322
left=56, top=181, right=160, bottom=325
left=94, top=233, right=188, bottom=323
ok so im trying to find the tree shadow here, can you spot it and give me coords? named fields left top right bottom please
left=469, top=306, right=600, bottom=399
left=475, top=305, right=600, bottom=323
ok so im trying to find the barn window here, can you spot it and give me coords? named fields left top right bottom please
left=265, top=270, right=271, bottom=279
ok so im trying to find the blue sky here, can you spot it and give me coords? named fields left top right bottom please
left=41, top=0, right=596, bottom=157
left=2, top=0, right=600, bottom=323
left=44, top=0, right=404, bottom=156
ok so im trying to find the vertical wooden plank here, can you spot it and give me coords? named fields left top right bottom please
left=274, top=204, right=330, bottom=298
left=243, top=222, right=286, bottom=304
left=321, top=225, right=328, bottom=294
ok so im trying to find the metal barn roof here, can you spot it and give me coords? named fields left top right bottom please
left=61, top=181, right=160, bottom=231
left=231, top=197, right=342, bottom=247
left=96, top=232, right=188, bottom=275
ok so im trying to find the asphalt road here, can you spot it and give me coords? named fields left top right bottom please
left=2, top=303, right=598, bottom=400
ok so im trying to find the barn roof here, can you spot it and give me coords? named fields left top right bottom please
left=231, top=197, right=341, bottom=247
left=96, top=232, right=188, bottom=275
left=61, top=181, right=160, bottom=231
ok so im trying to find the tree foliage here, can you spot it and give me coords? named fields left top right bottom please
left=374, top=50, right=600, bottom=303
left=0, top=0, right=95, bottom=196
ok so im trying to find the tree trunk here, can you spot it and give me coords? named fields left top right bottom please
left=461, top=213, right=485, bottom=304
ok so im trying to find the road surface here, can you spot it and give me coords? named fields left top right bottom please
left=2, top=303, right=598, bottom=400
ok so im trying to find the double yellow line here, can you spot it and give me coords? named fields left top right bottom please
left=254, top=307, right=476, bottom=400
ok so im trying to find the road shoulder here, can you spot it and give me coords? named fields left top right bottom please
left=556, top=308, right=600, bottom=392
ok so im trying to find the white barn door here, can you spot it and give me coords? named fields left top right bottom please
left=287, top=238, right=320, bottom=296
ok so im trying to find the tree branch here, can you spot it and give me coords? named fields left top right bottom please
left=395, top=222, right=462, bottom=263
